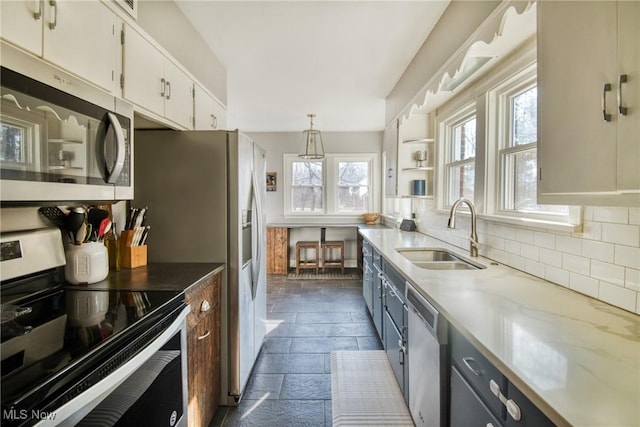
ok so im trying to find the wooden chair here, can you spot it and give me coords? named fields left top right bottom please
left=322, top=240, right=345, bottom=274
left=295, top=241, right=320, bottom=275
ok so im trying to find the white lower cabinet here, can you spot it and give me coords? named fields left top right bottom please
left=122, top=24, right=193, bottom=129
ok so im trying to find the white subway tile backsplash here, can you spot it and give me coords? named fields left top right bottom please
left=516, top=228, right=535, bottom=244
left=505, top=240, right=521, bottom=255
left=614, top=245, right=640, bottom=269
left=593, top=207, right=629, bottom=224
left=602, top=223, right=640, bottom=247
left=539, top=248, right=563, bottom=268
left=599, top=281, right=637, bottom=312
left=521, top=244, right=539, bottom=261
left=545, top=266, right=570, bottom=287
left=525, top=259, right=546, bottom=278
left=626, top=268, right=640, bottom=292
left=580, top=221, right=602, bottom=241
left=556, top=236, right=582, bottom=255
left=534, top=232, right=556, bottom=249
left=581, top=240, right=614, bottom=263
left=508, top=253, right=527, bottom=271
left=591, top=260, right=625, bottom=286
left=562, top=253, right=590, bottom=274
left=414, top=202, right=640, bottom=314
left=569, top=273, right=599, bottom=298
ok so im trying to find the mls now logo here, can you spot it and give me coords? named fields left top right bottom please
left=3, top=408, right=56, bottom=422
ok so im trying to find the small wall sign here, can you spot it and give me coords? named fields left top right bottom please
left=267, top=172, right=277, bottom=192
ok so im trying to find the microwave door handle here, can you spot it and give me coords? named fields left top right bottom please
left=99, top=112, right=126, bottom=184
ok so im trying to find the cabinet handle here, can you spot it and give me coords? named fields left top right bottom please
left=387, top=168, right=393, bottom=178
left=48, top=0, right=57, bottom=30
left=462, top=356, right=482, bottom=376
left=160, top=78, right=166, bottom=97
left=506, top=399, right=522, bottom=421
left=200, top=299, right=211, bottom=313
left=618, top=74, right=628, bottom=116
left=165, top=81, right=171, bottom=100
left=489, top=380, right=522, bottom=421
left=197, top=330, right=211, bottom=341
left=398, top=340, right=406, bottom=364
left=602, top=83, right=612, bottom=122
left=34, top=0, right=42, bottom=20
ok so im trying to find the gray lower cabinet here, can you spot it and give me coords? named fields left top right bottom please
left=384, top=311, right=407, bottom=399
left=450, top=327, right=555, bottom=427
left=362, top=260, right=373, bottom=315
left=451, top=366, right=503, bottom=427
left=372, top=252, right=384, bottom=340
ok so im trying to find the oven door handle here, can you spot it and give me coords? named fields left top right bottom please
left=35, top=306, right=190, bottom=427
left=97, top=112, right=126, bottom=184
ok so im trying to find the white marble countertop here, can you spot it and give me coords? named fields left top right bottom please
left=359, top=228, right=640, bottom=427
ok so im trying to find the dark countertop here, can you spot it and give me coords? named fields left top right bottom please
left=66, top=263, right=225, bottom=293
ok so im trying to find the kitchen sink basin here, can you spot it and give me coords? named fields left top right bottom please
left=396, top=248, right=486, bottom=270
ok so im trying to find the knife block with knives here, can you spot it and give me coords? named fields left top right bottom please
left=119, top=230, right=147, bottom=269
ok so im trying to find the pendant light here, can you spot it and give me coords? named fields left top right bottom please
left=299, top=113, right=325, bottom=159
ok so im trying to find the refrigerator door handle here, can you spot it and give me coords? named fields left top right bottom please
left=251, top=167, right=263, bottom=300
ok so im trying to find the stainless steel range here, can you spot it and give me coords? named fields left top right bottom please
left=1, top=228, right=189, bottom=426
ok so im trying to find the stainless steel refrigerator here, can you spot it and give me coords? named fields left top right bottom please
left=133, top=130, right=266, bottom=405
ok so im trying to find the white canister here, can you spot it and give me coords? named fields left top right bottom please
left=65, top=242, right=109, bottom=285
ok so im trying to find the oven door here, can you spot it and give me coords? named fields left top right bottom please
left=0, top=65, right=132, bottom=203
left=35, top=306, right=189, bottom=427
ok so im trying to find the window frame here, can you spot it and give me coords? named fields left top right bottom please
left=283, top=153, right=379, bottom=217
left=441, top=102, right=477, bottom=208
left=487, top=64, right=571, bottom=223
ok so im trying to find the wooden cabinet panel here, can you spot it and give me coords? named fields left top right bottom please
left=185, top=272, right=221, bottom=427
left=267, top=227, right=289, bottom=274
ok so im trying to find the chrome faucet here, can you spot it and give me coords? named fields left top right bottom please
left=447, top=198, right=480, bottom=257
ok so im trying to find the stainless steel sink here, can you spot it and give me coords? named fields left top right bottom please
left=396, top=248, right=485, bottom=270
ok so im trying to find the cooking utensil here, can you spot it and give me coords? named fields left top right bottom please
left=38, top=207, right=68, bottom=229
left=67, top=207, right=86, bottom=245
left=97, top=218, right=112, bottom=240
left=75, top=223, right=88, bottom=245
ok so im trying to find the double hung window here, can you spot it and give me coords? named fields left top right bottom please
left=443, top=105, right=476, bottom=207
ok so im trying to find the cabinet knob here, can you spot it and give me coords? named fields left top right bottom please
left=200, top=299, right=211, bottom=313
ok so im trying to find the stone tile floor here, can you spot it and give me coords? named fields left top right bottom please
left=211, top=273, right=382, bottom=427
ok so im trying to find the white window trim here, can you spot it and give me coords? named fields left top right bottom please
left=283, top=153, right=380, bottom=217
left=439, top=102, right=477, bottom=209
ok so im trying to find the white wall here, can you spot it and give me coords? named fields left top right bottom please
left=137, top=1, right=227, bottom=104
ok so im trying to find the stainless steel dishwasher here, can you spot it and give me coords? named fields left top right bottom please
left=407, top=283, right=449, bottom=427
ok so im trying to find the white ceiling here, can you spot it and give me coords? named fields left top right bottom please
left=175, top=1, right=449, bottom=132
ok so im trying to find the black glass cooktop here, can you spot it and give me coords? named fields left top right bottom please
left=1, top=279, right=182, bottom=424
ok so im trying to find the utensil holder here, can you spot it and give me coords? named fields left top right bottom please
left=119, top=230, right=147, bottom=269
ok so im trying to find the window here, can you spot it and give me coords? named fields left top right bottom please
left=0, top=113, right=38, bottom=171
left=284, top=153, right=378, bottom=216
left=290, top=160, right=324, bottom=213
left=443, top=106, right=476, bottom=207
left=337, top=160, right=370, bottom=212
left=493, top=70, right=568, bottom=218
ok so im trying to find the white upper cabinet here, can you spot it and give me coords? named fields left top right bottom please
left=383, top=120, right=399, bottom=196
left=1, top=0, right=119, bottom=94
left=122, top=24, right=193, bottom=129
left=1, top=0, right=44, bottom=57
left=193, top=83, right=227, bottom=130
left=537, top=1, right=639, bottom=206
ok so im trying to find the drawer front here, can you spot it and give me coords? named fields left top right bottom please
left=505, top=382, right=555, bottom=427
left=384, top=311, right=407, bottom=400
left=450, top=328, right=506, bottom=420
left=362, top=239, right=373, bottom=265
left=451, top=366, right=504, bottom=427
left=383, top=259, right=406, bottom=297
left=384, top=278, right=406, bottom=334
left=373, top=248, right=382, bottom=269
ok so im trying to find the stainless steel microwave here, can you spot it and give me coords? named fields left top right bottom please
left=0, top=48, right=133, bottom=203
